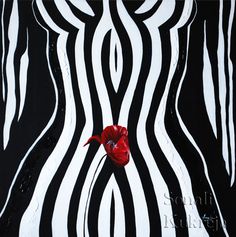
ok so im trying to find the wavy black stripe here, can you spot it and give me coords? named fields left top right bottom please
left=67, top=0, right=94, bottom=23
left=39, top=31, right=84, bottom=237
left=67, top=7, right=104, bottom=237
left=110, top=191, right=115, bottom=237
left=107, top=1, right=133, bottom=124
left=132, top=0, right=163, bottom=21
left=0, top=0, right=3, bottom=150
left=126, top=8, right=162, bottom=237
left=36, top=1, right=81, bottom=235
left=203, top=0, right=222, bottom=148
left=222, top=0, right=232, bottom=178
left=87, top=158, right=114, bottom=237
left=0, top=12, right=65, bottom=237
left=1, top=0, right=13, bottom=107
left=146, top=1, right=190, bottom=236
left=176, top=1, right=229, bottom=236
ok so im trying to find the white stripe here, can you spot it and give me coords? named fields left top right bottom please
left=203, top=21, right=217, bottom=137
left=18, top=29, right=29, bottom=121
left=19, top=30, right=76, bottom=237
left=116, top=1, right=150, bottom=236
left=227, top=0, right=235, bottom=186
left=54, top=0, right=83, bottom=28
left=218, top=0, right=230, bottom=174
left=144, top=0, right=176, bottom=27
left=151, top=1, right=209, bottom=236
left=51, top=27, right=96, bottom=237
left=0, top=1, right=59, bottom=217
left=91, top=0, right=113, bottom=127
left=136, top=26, right=175, bottom=237
left=112, top=177, right=126, bottom=237
left=2, top=79, right=5, bottom=101
left=98, top=175, right=126, bottom=237
left=77, top=148, right=106, bottom=237
left=98, top=176, right=113, bottom=237
left=68, top=0, right=95, bottom=17
left=135, top=0, right=159, bottom=14
left=118, top=0, right=143, bottom=125
left=1, top=0, right=6, bottom=101
left=3, top=0, right=19, bottom=149
left=124, top=156, right=150, bottom=237
left=176, top=5, right=229, bottom=237
left=109, top=29, right=123, bottom=92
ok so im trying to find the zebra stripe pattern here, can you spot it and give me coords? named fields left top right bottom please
left=0, top=0, right=235, bottom=236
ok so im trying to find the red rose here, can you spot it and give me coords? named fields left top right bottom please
left=84, top=125, right=130, bottom=167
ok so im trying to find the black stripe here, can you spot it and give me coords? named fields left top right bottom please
left=67, top=9, right=103, bottom=237
left=13, top=1, right=29, bottom=124
left=87, top=158, right=113, bottom=237
left=113, top=168, right=136, bottom=237
left=175, top=1, right=229, bottom=235
left=39, top=31, right=86, bottom=236
left=110, top=191, right=115, bottom=237
left=222, top=0, right=232, bottom=177
left=0, top=0, right=3, bottom=151
left=0, top=13, right=65, bottom=237
left=126, top=9, right=162, bottom=237
left=146, top=1, right=189, bottom=236
left=99, top=1, right=133, bottom=124
left=67, top=0, right=94, bottom=23
left=1, top=0, right=14, bottom=111
left=132, top=0, right=163, bottom=21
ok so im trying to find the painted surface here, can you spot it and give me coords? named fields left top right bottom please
left=0, top=0, right=235, bottom=236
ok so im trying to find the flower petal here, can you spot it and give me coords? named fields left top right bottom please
left=108, top=150, right=129, bottom=167
left=105, top=135, right=130, bottom=167
left=101, top=125, right=128, bottom=144
left=83, top=135, right=101, bottom=146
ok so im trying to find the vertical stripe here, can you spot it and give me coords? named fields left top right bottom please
left=3, top=0, right=19, bottom=149
left=18, top=29, right=29, bottom=121
left=203, top=21, right=217, bottom=137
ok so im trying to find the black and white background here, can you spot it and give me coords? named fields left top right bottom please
left=0, top=0, right=236, bottom=236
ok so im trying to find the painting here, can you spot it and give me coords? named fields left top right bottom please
left=0, top=0, right=235, bottom=236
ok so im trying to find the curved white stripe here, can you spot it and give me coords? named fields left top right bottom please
left=135, top=0, right=159, bottom=14
left=19, top=1, right=78, bottom=232
left=18, top=29, right=29, bottom=121
left=51, top=27, right=95, bottom=237
left=91, top=0, right=113, bottom=127
left=20, top=33, right=76, bottom=237
left=116, top=1, right=150, bottom=237
left=137, top=24, right=175, bottom=237
left=1, top=0, right=6, bottom=101
left=176, top=4, right=229, bottom=236
left=110, top=30, right=123, bottom=92
left=124, top=156, right=150, bottom=237
left=112, top=176, right=126, bottom=237
left=98, top=175, right=125, bottom=237
left=2, top=80, right=5, bottom=102
left=98, top=176, right=113, bottom=237
left=54, top=0, right=83, bottom=28
left=227, top=0, right=235, bottom=186
left=0, top=1, right=59, bottom=217
left=118, top=0, right=143, bottom=125
left=147, top=1, right=209, bottom=236
left=176, top=40, right=229, bottom=237
left=144, top=0, right=175, bottom=27
left=218, top=0, right=230, bottom=174
left=77, top=148, right=106, bottom=237
left=3, top=0, right=19, bottom=149
left=68, top=0, right=95, bottom=17
left=203, top=21, right=217, bottom=137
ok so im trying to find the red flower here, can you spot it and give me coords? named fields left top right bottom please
left=84, top=125, right=130, bottom=167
